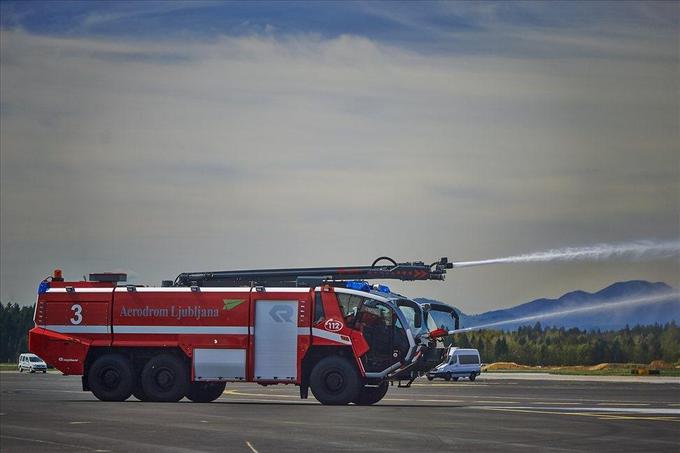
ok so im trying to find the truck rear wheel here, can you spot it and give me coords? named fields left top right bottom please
left=352, top=381, right=389, bottom=405
left=141, top=354, right=188, bottom=402
left=88, top=354, right=134, bottom=401
left=186, top=381, right=226, bottom=403
left=310, top=356, right=360, bottom=405
left=469, top=373, right=476, bottom=381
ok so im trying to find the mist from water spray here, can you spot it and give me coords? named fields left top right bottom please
left=452, top=240, right=680, bottom=268
left=448, top=291, right=680, bottom=334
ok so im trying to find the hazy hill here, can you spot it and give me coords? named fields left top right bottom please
left=416, top=280, right=680, bottom=331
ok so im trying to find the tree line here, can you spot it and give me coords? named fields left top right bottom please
left=1, top=302, right=679, bottom=365
left=452, top=322, right=680, bottom=365
left=0, top=303, right=34, bottom=363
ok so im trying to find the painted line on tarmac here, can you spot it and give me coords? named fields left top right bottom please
left=1, top=434, right=89, bottom=450
left=245, top=441, right=259, bottom=453
left=541, top=406, right=680, bottom=415
left=597, top=402, right=650, bottom=406
left=479, top=407, right=680, bottom=423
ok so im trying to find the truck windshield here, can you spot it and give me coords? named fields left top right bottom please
left=426, top=307, right=457, bottom=332
left=396, top=300, right=421, bottom=329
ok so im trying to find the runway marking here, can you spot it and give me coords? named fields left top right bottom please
left=476, top=400, right=517, bottom=404
left=597, top=402, right=649, bottom=406
left=245, top=441, right=259, bottom=453
left=502, top=405, right=680, bottom=415
left=1, top=434, right=89, bottom=450
left=531, top=402, right=581, bottom=405
left=480, top=407, right=680, bottom=422
left=69, top=421, right=92, bottom=425
left=411, top=383, right=492, bottom=387
left=224, top=389, right=298, bottom=398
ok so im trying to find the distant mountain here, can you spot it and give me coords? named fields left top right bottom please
left=416, top=280, right=680, bottom=331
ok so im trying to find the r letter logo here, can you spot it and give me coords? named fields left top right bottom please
left=269, top=305, right=294, bottom=323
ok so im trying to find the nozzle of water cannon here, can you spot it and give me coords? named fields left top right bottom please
left=428, top=328, right=448, bottom=339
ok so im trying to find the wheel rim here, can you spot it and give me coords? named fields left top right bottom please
left=101, top=367, right=121, bottom=390
left=154, top=367, right=175, bottom=391
left=324, top=370, right=345, bottom=393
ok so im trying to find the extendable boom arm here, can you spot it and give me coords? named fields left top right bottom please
left=174, top=256, right=453, bottom=287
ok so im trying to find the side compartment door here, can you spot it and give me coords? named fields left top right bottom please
left=253, top=299, right=299, bottom=381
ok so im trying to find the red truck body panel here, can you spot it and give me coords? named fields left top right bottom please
left=30, top=282, right=356, bottom=384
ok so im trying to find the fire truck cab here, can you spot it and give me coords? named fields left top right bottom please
left=29, top=258, right=458, bottom=405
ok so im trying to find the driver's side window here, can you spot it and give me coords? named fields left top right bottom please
left=336, top=293, right=366, bottom=326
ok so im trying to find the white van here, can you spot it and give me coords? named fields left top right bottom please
left=426, top=347, right=481, bottom=381
left=18, top=353, right=47, bottom=373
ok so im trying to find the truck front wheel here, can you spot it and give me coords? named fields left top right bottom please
left=310, top=356, right=360, bottom=405
left=141, top=354, right=188, bottom=402
left=88, top=354, right=135, bottom=401
left=186, top=381, right=226, bottom=403
left=352, top=381, right=389, bottom=405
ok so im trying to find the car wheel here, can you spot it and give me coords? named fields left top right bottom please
left=426, top=375, right=434, bottom=381
left=352, top=381, right=389, bottom=405
left=186, top=381, right=226, bottom=403
left=469, top=373, right=476, bottom=382
left=453, top=377, right=459, bottom=381
left=42, top=370, right=47, bottom=374
left=30, top=369, right=35, bottom=373
left=88, top=354, right=135, bottom=401
left=19, top=367, right=23, bottom=373
left=141, top=354, right=188, bottom=402
left=444, top=372, right=451, bottom=381
left=310, top=356, right=360, bottom=405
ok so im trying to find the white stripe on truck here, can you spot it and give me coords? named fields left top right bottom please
left=44, top=325, right=110, bottom=334
left=114, top=326, right=250, bottom=334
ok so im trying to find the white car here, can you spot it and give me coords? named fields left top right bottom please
left=426, top=347, right=481, bottom=381
left=18, top=353, right=47, bottom=373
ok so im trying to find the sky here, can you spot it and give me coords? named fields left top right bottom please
left=1, top=1, right=678, bottom=314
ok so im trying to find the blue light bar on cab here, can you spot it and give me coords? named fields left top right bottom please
left=346, top=281, right=371, bottom=292
left=374, top=284, right=390, bottom=293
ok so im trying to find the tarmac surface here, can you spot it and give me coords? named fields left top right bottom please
left=1, top=371, right=679, bottom=452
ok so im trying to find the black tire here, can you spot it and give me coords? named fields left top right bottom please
left=19, top=368, right=23, bottom=373
left=186, top=381, right=226, bottom=403
left=42, top=370, right=46, bottom=374
left=88, top=354, right=135, bottom=402
left=426, top=375, right=434, bottom=381
left=141, top=354, right=188, bottom=402
left=310, top=356, right=360, bottom=405
left=453, top=376, right=459, bottom=381
left=30, top=369, right=35, bottom=373
left=469, top=373, right=476, bottom=382
left=444, top=372, right=451, bottom=381
left=353, top=381, right=389, bottom=405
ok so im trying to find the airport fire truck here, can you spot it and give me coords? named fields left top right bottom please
left=29, top=257, right=459, bottom=405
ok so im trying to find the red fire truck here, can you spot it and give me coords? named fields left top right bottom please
left=29, top=257, right=459, bottom=405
